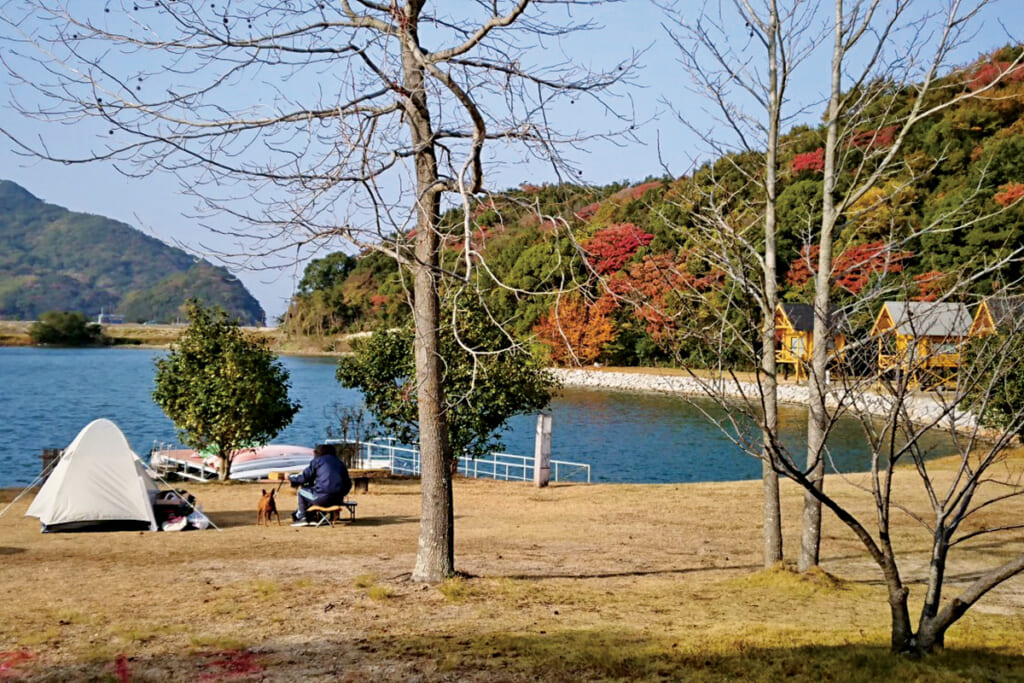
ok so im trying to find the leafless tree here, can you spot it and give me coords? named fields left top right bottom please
left=662, top=0, right=823, bottom=567
left=1, top=1, right=636, bottom=582
left=797, top=0, right=1020, bottom=571
left=665, top=0, right=1020, bottom=571
left=655, top=0, right=1024, bottom=654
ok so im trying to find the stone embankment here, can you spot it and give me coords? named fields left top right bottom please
left=552, top=368, right=980, bottom=433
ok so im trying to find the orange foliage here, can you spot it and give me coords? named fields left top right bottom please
left=608, top=251, right=722, bottom=342
left=913, top=271, right=947, bottom=302
left=533, top=296, right=616, bottom=365
left=994, top=182, right=1024, bottom=207
left=583, top=223, right=654, bottom=274
left=471, top=198, right=497, bottom=219
left=575, top=201, right=602, bottom=222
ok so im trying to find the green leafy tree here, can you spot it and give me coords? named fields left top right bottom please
left=28, top=311, right=104, bottom=346
left=337, top=296, right=557, bottom=463
left=153, top=301, right=300, bottom=480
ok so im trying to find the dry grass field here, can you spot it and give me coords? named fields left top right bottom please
left=1, top=452, right=1023, bottom=681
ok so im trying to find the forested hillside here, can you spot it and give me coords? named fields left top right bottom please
left=0, top=180, right=265, bottom=324
left=284, top=47, right=1024, bottom=365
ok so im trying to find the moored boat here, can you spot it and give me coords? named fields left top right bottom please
left=150, top=444, right=315, bottom=481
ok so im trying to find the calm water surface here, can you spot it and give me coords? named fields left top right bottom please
left=0, top=347, right=954, bottom=487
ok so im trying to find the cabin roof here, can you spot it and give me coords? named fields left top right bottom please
left=778, top=303, right=815, bottom=332
left=876, top=301, right=971, bottom=338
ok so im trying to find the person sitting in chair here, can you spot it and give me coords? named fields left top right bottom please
left=289, top=443, right=352, bottom=527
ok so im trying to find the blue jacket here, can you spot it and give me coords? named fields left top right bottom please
left=290, top=454, right=351, bottom=502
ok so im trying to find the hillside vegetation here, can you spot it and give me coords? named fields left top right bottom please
left=0, top=180, right=265, bottom=325
left=283, top=47, right=1024, bottom=367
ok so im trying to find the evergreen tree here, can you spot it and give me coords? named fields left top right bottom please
left=153, top=300, right=299, bottom=480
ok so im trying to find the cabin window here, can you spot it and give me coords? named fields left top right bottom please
left=790, top=337, right=805, bottom=356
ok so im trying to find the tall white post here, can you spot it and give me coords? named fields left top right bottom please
left=534, top=412, right=552, bottom=487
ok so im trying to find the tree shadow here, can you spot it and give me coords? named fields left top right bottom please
left=353, top=515, right=419, bottom=527
left=206, top=510, right=418, bottom=529
left=15, top=636, right=1023, bottom=681
left=492, top=562, right=762, bottom=581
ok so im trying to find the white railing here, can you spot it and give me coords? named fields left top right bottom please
left=353, top=439, right=591, bottom=483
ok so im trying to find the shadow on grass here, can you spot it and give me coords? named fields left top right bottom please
left=495, top=562, right=763, bottom=581
left=15, top=635, right=1024, bottom=682
left=0, top=547, right=25, bottom=555
left=207, top=510, right=419, bottom=529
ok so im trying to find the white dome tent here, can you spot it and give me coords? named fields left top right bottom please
left=27, top=418, right=160, bottom=532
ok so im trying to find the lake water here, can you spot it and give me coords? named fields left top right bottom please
left=0, top=347, right=954, bottom=487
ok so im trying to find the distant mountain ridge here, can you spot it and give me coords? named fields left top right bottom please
left=0, top=180, right=264, bottom=324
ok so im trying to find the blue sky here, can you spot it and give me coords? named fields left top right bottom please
left=2, top=1, right=1022, bottom=322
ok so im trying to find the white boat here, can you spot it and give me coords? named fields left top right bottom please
left=150, top=444, right=315, bottom=481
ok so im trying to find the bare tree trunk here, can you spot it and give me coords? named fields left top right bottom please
left=761, top=0, right=783, bottom=567
left=402, top=20, right=455, bottom=583
left=410, top=248, right=454, bottom=582
left=884, top=565, right=914, bottom=652
left=799, top=0, right=843, bottom=573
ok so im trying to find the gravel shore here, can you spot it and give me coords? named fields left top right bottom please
left=552, top=367, right=980, bottom=432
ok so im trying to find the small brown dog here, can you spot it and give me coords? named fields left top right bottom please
left=256, top=488, right=280, bottom=526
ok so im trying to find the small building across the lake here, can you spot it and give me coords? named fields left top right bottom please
left=870, top=301, right=972, bottom=389
left=775, top=303, right=846, bottom=381
left=968, top=295, right=1024, bottom=337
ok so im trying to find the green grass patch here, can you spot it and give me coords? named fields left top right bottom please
left=251, top=579, right=280, bottom=598
left=17, top=627, right=59, bottom=647
left=367, top=585, right=396, bottom=602
left=353, top=573, right=377, bottom=589
left=438, top=577, right=473, bottom=603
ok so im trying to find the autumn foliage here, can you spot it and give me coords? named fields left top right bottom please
left=583, top=223, right=654, bottom=274
left=610, top=181, right=664, bottom=202
left=913, top=271, right=947, bottom=301
left=849, top=125, right=899, bottom=150
left=787, top=241, right=913, bottom=295
left=966, top=60, right=1024, bottom=91
left=575, top=202, right=601, bottom=221
left=608, top=252, right=723, bottom=342
left=993, top=182, right=1024, bottom=207
left=533, top=295, right=616, bottom=365
left=791, top=148, right=825, bottom=174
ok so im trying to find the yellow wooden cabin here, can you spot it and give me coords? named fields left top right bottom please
left=968, top=295, right=1024, bottom=337
left=774, top=303, right=846, bottom=381
left=870, top=301, right=972, bottom=388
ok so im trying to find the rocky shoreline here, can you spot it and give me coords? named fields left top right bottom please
left=552, top=367, right=981, bottom=434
